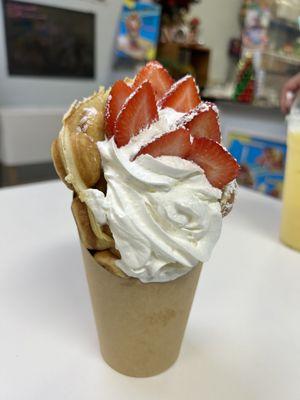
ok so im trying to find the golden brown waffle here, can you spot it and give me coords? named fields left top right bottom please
left=58, top=88, right=109, bottom=195
left=52, top=87, right=117, bottom=256
left=71, top=197, right=114, bottom=250
left=51, top=138, right=73, bottom=190
left=94, top=250, right=127, bottom=278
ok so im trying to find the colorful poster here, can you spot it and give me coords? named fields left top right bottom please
left=227, top=132, right=287, bottom=198
left=115, top=1, right=161, bottom=61
left=241, top=2, right=270, bottom=51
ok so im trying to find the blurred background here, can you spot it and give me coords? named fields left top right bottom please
left=0, top=0, right=299, bottom=198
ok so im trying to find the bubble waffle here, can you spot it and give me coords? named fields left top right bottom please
left=52, top=87, right=116, bottom=253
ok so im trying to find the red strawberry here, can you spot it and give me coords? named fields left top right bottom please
left=159, top=75, right=201, bottom=113
left=135, top=128, right=191, bottom=159
left=186, top=138, right=239, bottom=189
left=180, top=102, right=221, bottom=142
left=104, top=80, right=133, bottom=138
left=115, top=81, right=158, bottom=147
left=133, top=61, right=174, bottom=100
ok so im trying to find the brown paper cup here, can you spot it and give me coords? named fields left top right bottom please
left=81, top=244, right=202, bottom=377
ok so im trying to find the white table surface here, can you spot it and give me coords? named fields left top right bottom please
left=0, top=180, right=299, bottom=400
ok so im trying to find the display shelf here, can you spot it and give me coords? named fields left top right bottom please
left=202, top=96, right=280, bottom=112
left=269, top=17, right=300, bottom=31
left=262, top=50, right=300, bottom=66
left=256, top=4, right=300, bottom=105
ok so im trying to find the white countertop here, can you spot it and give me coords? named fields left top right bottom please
left=0, top=180, right=299, bottom=400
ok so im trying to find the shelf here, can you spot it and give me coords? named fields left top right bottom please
left=260, top=69, right=290, bottom=76
left=202, top=96, right=280, bottom=112
left=179, top=44, right=210, bottom=53
left=262, top=51, right=300, bottom=66
left=269, top=17, right=300, bottom=31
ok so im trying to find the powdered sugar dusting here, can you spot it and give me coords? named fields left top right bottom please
left=220, top=180, right=237, bottom=217
left=211, top=103, right=219, bottom=114
left=176, top=101, right=219, bottom=130
left=105, top=94, right=112, bottom=120
left=211, top=103, right=221, bottom=132
left=82, top=107, right=97, bottom=121
left=78, top=107, right=98, bottom=133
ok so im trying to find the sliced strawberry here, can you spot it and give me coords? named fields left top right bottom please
left=115, top=81, right=158, bottom=147
left=186, top=138, right=239, bottom=189
left=104, top=80, right=133, bottom=138
left=135, top=127, right=191, bottom=159
left=133, top=61, right=174, bottom=100
left=159, top=75, right=201, bottom=113
left=180, top=102, right=221, bottom=142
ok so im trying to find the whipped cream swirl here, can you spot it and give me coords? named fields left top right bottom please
left=84, top=108, right=223, bottom=282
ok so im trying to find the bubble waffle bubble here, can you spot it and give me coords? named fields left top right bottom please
left=51, top=138, right=73, bottom=190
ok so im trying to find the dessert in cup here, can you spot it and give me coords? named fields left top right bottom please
left=52, top=61, right=239, bottom=376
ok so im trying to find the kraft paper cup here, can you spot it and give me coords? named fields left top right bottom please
left=81, top=244, right=202, bottom=377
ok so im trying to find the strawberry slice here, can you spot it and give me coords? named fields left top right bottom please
left=115, top=81, right=158, bottom=147
left=133, top=61, right=174, bottom=100
left=159, top=75, right=201, bottom=113
left=135, top=128, right=191, bottom=159
left=180, top=102, right=221, bottom=142
left=104, top=80, right=133, bottom=138
left=186, top=138, right=239, bottom=189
